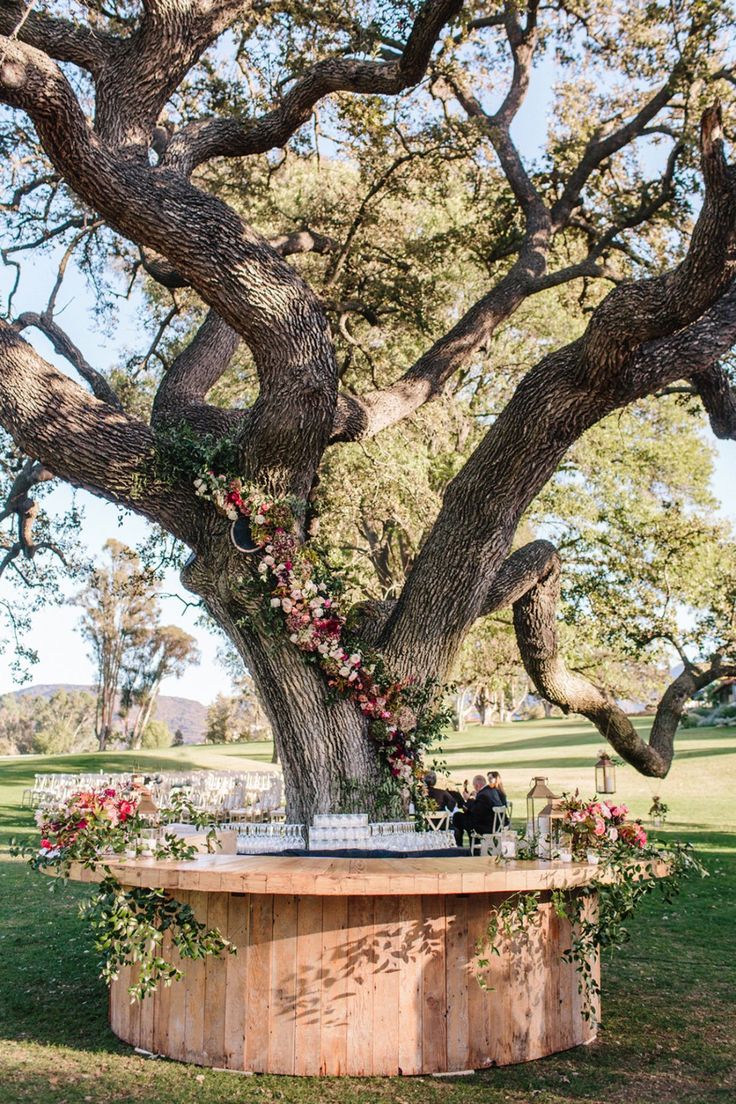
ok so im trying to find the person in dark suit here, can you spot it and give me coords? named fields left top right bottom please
left=423, top=770, right=456, bottom=812
left=452, top=774, right=507, bottom=846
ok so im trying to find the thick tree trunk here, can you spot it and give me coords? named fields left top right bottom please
left=181, top=550, right=377, bottom=825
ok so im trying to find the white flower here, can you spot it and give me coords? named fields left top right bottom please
left=289, top=633, right=299, bottom=643
left=339, top=666, right=350, bottom=677
left=226, top=507, right=238, bottom=520
left=275, top=563, right=286, bottom=573
left=282, top=598, right=293, bottom=613
left=317, top=643, right=329, bottom=654
left=349, top=653, right=361, bottom=666
left=263, top=555, right=275, bottom=567
left=311, top=607, right=323, bottom=620
left=348, top=671, right=358, bottom=682
left=270, top=598, right=281, bottom=608
left=258, top=562, right=268, bottom=574
left=254, top=513, right=265, bottom=525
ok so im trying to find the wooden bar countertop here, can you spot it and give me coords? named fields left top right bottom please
left=65, top=853, right=667, bottom=896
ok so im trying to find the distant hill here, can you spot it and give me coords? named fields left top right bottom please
left=7, top=684, right=208, bottom=744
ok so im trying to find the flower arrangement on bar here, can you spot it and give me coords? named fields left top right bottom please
left=12, top=784, right=233, bottom=1000
left=559, top=791, right=648, bottom=860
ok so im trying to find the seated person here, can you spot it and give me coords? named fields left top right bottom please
left=423, top=770, right=456, bottom=813
left=452, top=774, right=508, bottom=847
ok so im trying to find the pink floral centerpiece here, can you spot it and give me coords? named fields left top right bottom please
left=559, top=791, right=647, bottom=859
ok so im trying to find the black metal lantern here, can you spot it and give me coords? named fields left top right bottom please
left=230, top=515, right=259, bottom=553
left=526, top=776, right=558, bottom=836
left=595, top=751, right=617, bottom=795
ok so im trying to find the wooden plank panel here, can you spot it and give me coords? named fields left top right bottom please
left=371, top=895, right=401, bottom=1076
left=293, top=895, right=323, bottom=1076
left=445, top=894, right=470, bottom=1073
left=397, top=894, right=423, bottom=1076
left=245, top=893, right=273, bottom=1072
left=202, top=892, right=229, bottom=1067
left=127, top=971, right=142, bottom=1049
left=542, top=904, right=560, bottom=1056
left=345, top=895, right=375, bottom=1076
left=525, top=902, right=549, bottom=1060
left=556, top=903, right=578, bottom=1053
left=487, top=893, right=513, bottom=1066
left=152, top=929, right=173, bottom=1057
left=269, top=894, right=298, bottom=1074
left=224, top=893, right=250, bottom=1069
left=466, top=893, right=493, bottom=1070
left=319, top=895, right=349, bottom=1075
left=421, top=894, right=447, bottom=1074
left=164, top=891, right=188, bottom=1061
left=183, top=890, right=207, bottom=1064
left=110, top=961, right=131, bottom=1042
left=138, top=985, right=156, bottom=1053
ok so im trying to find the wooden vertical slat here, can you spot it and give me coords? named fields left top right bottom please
left=525, top=902, right=549, bottom=1060
left=152, top=929, right=173, bottom=1057
left=138, top=986, right=156, bottom=1053
left=165, top=891, right=188, bottom=1061
left=110, top=961, right=131, bottom=1042
left=224, top=893, right=250, bottom=1069
left=487, top=893, right=513, bottom=1066
left=397, top=894, right=423, bottom=1076
left=371, top=895, right=401, bottom=1076
left=202, top=892, right=229, bottom=1067
left=183, top=890, right=207, bottom=1064
left=345, top=895, right=375, bottom=1076
left=445, top=894, right=470, bottom=1072
left=245, top=893, right=273, bottom=1072
left=127, top=971, right=142, bottom=1049
left=269, top=893, right=298, bottom=1074
left=466, top=893, right=494, bottom=1070
left=293, top=895, right=323, bottom=1076
left=319, top=895, right=349, bottom=1075
left=421, top=893, right=447, bottom=1074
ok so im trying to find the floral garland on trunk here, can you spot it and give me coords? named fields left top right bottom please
left=194, top=471, right=442, bottom=791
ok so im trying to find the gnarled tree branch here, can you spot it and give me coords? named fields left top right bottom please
left=161, top=0, right=464, bottom=174
left=508, top=540, right=735, bottom=777
left=152, top=309, right=243, bottom=433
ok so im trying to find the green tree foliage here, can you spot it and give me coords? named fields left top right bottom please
left=0, top=688, right=97, bottom=755
left=140, top=718, right=174, bottom=749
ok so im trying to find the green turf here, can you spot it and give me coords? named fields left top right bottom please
left=1, top=718, right=734, bottom=1103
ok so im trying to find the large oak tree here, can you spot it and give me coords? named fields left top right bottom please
left=1, top=0, right=736, bottom=819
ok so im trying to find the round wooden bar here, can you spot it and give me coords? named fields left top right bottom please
left=67, top=854, right=642, bottom=1076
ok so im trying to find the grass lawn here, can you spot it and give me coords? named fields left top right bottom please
left=1, top=718, right=734, bottom=1104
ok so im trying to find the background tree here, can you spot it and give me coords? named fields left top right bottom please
left=1, top=2, right=736, bottom=817
left=0, top=688, right=96, bottom=754
left=121, top=624, right=199, bottom=748
left=76, top=539, right=156, bottom=750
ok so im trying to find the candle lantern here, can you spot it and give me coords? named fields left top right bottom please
left=595, top=751, right=617, bottom=795
left=526, top=776, right=559, bottom=837
left=539, top=797, right=566, bottom=854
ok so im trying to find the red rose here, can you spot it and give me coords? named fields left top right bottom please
left=40, top=838, right=52, bottom=850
